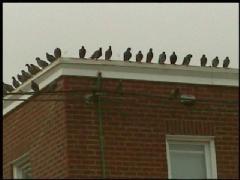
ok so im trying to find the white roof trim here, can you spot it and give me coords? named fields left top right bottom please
left=3, top=58, right=239, bottom=116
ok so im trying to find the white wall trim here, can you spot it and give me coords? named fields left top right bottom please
left=3, top=58, right=238, bottom=116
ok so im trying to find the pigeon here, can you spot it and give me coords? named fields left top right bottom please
left=3, top=82, right=14, bottom=92
left=105, top=46, right=112, bottom=60
left=146, top=48, right=153, bottom=63
left=54, top=48, right=61, bottom=59
left=170, top=52, right=177, bottom=64
left=136, top=51, right=143, bottom=62
left=17, top=74, right=25, bottom=83
left=79, top=46, right=86, bottom=59
left=30, top=64, right=41, bottom=74
left=21, top=70, right=32, bottom=80
left=90, top=48, right=102, bottom=59
left=46, top=53, right=56, bottom=63
left=26, top=64, right=35, bottom=75
left=36, top=57, right=49, bottom=69
left=212, top=57, right=219, bottom=67
left=182, top=54, right=193, bottom=66
left=31, top=81, right=39, bottom=92
left=158, top=52, right=166, bottom=64
left=223, top=57, right=230, bottom=68
left=12, top=76, right=20, bottom=88
left=123, top=48, right=132, bottom=61
left=200, top=54, right=207, bottom=67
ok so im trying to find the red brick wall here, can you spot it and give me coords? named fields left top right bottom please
left=3, top=75, right=239, bottom=179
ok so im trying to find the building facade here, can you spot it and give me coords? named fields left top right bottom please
left=3, top=59, right=239, bottom=179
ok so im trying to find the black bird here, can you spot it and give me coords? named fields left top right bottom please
left=170, top=52, right=177, bottom=64
left=54, top=48, right=61, bottom=59
left=31, top=64, right=41, bottom=74
left=223, top=57, right=230, bottom=68
left=136, top=51, right=143, bottom=62
left=21, top=70, right=32, bottom=80
left=31, top=81, right=39, bottom=92
left=36, top=57, right=49, bottom=69
left=79, top=46, right=86, bottom=59
left=3, top=82, right=14, bottom=92
left=158, top=52, right=166, bottom=64
left=17, top=74, right=25, bottom=83
left=90, top=48, right=102, bottom=59
left=12, top=77, right=20, bottom=88
left=46, top=53, right=56, bottom=63
left=200, top=54, right=207, bottom=67
left=124, top=48, right=132, bottom=61
left=212, top=57, right=219, bottom=67
left=105, top=46, right=112, bottom=60
left=26, top=64, right=35, bottom=75
left=182, top=54, right=193, bottom=66
left=146, top=48, right=153, bottom=63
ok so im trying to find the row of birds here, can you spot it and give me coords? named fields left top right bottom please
left=3, top=46, right=231, bottom=95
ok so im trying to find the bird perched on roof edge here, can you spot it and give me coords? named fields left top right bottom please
left=146, top=48, right=153, bottom=63
left=46, top=53, right=56, bottom=63
left=158, top=52, right=166, bottom=64
left=170, top=52, right=177, bottom=64
left=79, top=46, right=86, bottom=59
left=200, top=54, right=207, bottom=67
left=90, top=48, right=102, bottom=60
left=223, top=57, right=230, bottom=68
left=36, top=57, right=49, bottom=69
left=12, top=77, right=20, bottom=88
left=136, top=51, right=143, bottom=63
left=123, top=48, right=132, bottom=61
left=105, top=46, right=112, bottom=60
left=54, top=48, right=61, bottom=59
left=212, top=57, right=219, bottom=67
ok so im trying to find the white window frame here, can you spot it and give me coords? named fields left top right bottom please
left=11, top=153, right=31, bottom=179
left=166, top=135, right=217, bottom=179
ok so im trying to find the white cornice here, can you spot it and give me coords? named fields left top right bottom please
left=3, top=58, right=239, bottom=116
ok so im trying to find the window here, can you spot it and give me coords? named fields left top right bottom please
left=166, top=135, right=217, bottom=179
left=12, top=153, right=32, bottom=179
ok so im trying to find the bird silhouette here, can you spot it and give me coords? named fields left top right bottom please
left=223, top=57, right=230, bottom=68
left=124, top=48, right=132, bottom=61
left=12, top=77, right=20, bottom=88
left=79, top=46, right=86, bottom=59
left=200, top=54, right=207, bottom=67
left=158, top=52, right=166, bottom=64
left=54, top=48, right=61, bottom=59
left=212, top=57, right=219, bottom=67
left=136, top=51, right=143, bottom=63
left=21, top=70, right=32, bottom=80
left=3, top=83, right=14, bottom=94
left=46, top=53, right=56, bottom=63
left=26, top=64, right=35, bottom=75
left=105, top=46, right=112, bottom=60
left=170, top=52, right=177, bottom=64
left=31, top=81, right=39, bottom=92
left=146, top=48, right=153, bottom=63
left=17, top=74, right=25, bottom=83
left=182, top=54, right=192, bottom=66
left=3, top=82, right=15, bottom=92
left=30, top=64, right=41, bottom=74
left=90, top=48, right=102, bottom=60
left=36, top=57, right=49, bottom=69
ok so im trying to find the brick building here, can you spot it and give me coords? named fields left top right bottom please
left=3, top=58, right=239, bottom=179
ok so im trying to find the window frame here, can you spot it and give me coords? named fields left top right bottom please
left=11, top=153, right=31, bottom=179
left=166, top=135, right=217, bottom=179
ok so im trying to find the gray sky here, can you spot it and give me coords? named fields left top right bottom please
left=3, top=3, right=239, bottom=83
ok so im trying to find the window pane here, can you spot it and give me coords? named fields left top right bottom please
left=169, top=143, right=204, bottom=152
left=170, top=151, right=206, bottom=179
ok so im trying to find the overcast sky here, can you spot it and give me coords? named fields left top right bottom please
left=3, top=3, right=239, bottom=84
